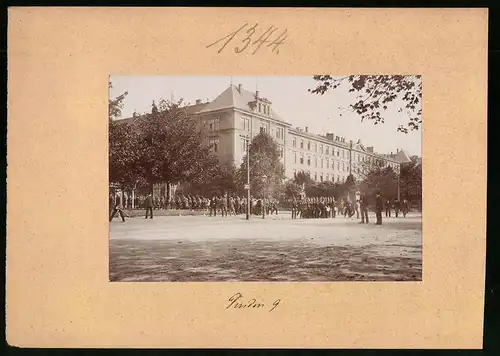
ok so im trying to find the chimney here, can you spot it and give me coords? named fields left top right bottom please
left=256, top=90, right=259, bottom=98
left=367, top=146, right=374, bottom=153
left=326, top=133, right=334, bottom=141
left=238, top=84, right=242, bottom=93
left=305, top=127, right=309, bottom=133
left=397, top=148, right=399, bottom=153
left=196, top=99, right=202, bottom=105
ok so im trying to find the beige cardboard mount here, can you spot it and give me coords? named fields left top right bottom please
left=7, top=7, right=487, bottom=349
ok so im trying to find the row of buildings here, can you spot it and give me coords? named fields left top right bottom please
left=117, top=83, right=413, bottom=202
left=181, top=83, right=411, bottom=183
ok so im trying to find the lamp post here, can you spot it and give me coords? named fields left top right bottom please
left=397, top=163, right=401, bottom=201
left=261, top=174, right=267, bottom=219
left=240, top=134, right=251, bottom=220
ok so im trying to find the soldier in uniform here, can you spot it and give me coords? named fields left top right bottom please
left=271, top=199, right=278, bottom=215
left=291, top=198, right=298, bottom=219
left=359, top=194, right=369, bottom=224
left=221, top=195, right=228, bottom=217
left=145, top=193, right=154, bottom=219
left=109, top=200, right=126, bottom=222
left=209, top=196, right=217, bottom=216
left=402, top=199, right=409, bottom=217
left=385, top=199, right=392, bottom=217
left=394, top=198, right=401, bottom=218
left=375, top=192, right=383, bottom=225
left=228, top=195, right=235, bottom=216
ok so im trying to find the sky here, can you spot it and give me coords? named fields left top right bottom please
left=110, top=76, right=422, bottom=156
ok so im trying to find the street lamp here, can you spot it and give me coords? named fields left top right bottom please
left=261, top=174, right=267, bottom=219
left=240, top=134, right=251, bottom=220
left=397, top=163, right=401, bottom=201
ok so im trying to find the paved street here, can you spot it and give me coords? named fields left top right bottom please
left=109, top=212, right=422, bottom=282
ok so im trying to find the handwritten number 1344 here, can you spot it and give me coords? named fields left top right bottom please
left=206, top=23, right=287, bottom=55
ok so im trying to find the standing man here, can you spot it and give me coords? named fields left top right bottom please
left=209, top=195, right=217, bottom=217
left=402, top=199, right=409, bottom=217
left=145, top=193, right=154, bottom=219
left=359, top=194, right=369, bottom=224
left=375, top=192, right=383, bottom=225
left=385, top=199, right=392, bottom=218
left=355, top=199, right=360, bottom=219
left=394, top=198, right=401, bottom=218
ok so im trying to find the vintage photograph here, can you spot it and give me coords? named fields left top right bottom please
left=109, top=75, right=422, bottom=282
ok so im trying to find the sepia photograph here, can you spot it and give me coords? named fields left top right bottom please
left=108, top=75, right=422, bottom=282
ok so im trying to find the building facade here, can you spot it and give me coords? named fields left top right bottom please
left=182, top=84, right=407, bottom=183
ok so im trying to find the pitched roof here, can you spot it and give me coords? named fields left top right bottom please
left=197, top=85, right=289, bottom=125
left=380, top=149, right=412, bottom=164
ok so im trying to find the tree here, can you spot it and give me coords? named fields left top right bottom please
left=108, top=81, right=128, bottom=121
left=284, top=180, right=302, bottom=199
left=134, top=99, right=216, bottom=188
left=309, top=75, right=422, bottom=133
left=400, top=156, right=422, bottom=202
left=108, top=98, right=218, bottom=193
left=185, top=162, right=239, bottom=197
left=359, top=166, right=398, bottom=200
left=239, top=132, right=285, bottom=198
left=293, top=170, right=314, bottom=187
left=108, top=119, right=146, bottom=190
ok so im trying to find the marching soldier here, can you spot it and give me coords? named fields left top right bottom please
left=109, top=200, right=126, bottom=222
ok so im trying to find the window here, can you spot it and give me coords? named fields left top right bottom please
left=358, top=155, right=361, bottom=162
left=300, top=140, right=304, bottom=149
left=241, top=138, right=248, bottom=152
left=320, top=145, right=323, bottom=154
left=314, top=157, right=317, bottom=167
left=259, top=121, right=269, bottom=134
left=326, top=174, right=329, bottom=181
left=342, top=150, right=345, bottom=158
left=307, top=141, right=311, bottom=150
left=276, top=127, right=284, bottom=140
left=337, top=162, right=340, bottom=170
left=326, top=160, right=329, bottom=169
left=331, top=175, right=335, bottom=182
left=314, top=172, right=317, bottom=181
left=293, top=169, right=297, bottom=178
left=292, top=137, right=297, bottom=147
left=307, top=171, right=311, bottom=177
left=307, top=156, right=311, bottom=166
left=241, top=117, right=250, bottom=132
left=279, top=146, right=284, bottom=158
left=320, top=174, right=323, bottom=182
left=342, top=162, right=345, bottom=172
left=293, top=151, right=297, bottom=164
left=258, top=103, right=261, bottom=112
left=300, top=154, right=304, bottom=164
left=314, top=143, right=317, bottom=152
left=321, top=158, right=324, bottom=168
left=206, top=117, right=220, bottom=131
left=326, top=146, right=329, bottom=155
left=337, top=150, right=340, bottom=157
left=209, top=138, right=220, bottom=153
left=337, top=175, right=340, bottom=182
